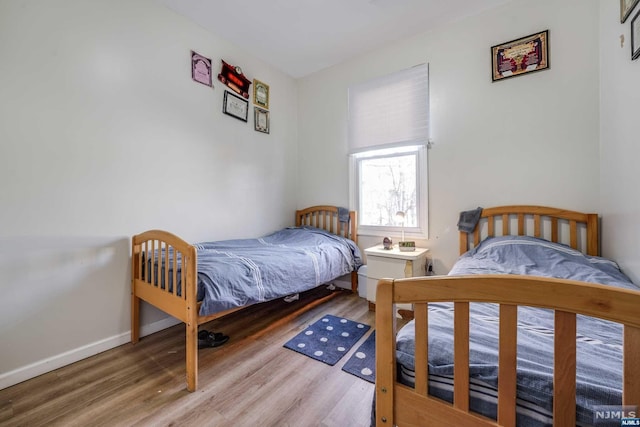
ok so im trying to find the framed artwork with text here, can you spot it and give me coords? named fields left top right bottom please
left=253, top=79, right=270, bottom=109
left=223, top=90, right=248, bottom=122
left=191, top=51, right=213, bottom=87
left=254, top=107, right=270, bottom=134
left=491, top=30, right=549, bottom=82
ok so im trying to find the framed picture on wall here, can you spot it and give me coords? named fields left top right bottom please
left=491, top=30, right=549, bottom=82
left=632, top=9, right=640, bottom=60
left=253, top=79, right=270, bottom=109
left=254, top=107, right=270, bottom=134
left=191, top=51, right=213, bottom=87
left=621, top=0, right=640, bottom=23
left=223, top=90, right=248, bottom=122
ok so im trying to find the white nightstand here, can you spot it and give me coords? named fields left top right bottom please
left=364, top=245, right=429, bottom=312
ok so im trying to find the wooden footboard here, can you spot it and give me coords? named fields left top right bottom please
left=131, top=230, right=197, bottom=328
left=375, top=275, right=640, bottom=427
left=131, top=229, right=200, bottom=391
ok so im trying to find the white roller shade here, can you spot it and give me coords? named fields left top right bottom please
left=348, top=63, right=429, bottom=154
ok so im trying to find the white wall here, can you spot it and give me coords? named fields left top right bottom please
left=599, top=1, right=640, bottom=284
left=297, top=0, right=601, bottom=273
left=0, top=0, right=298, bottom=388
left=2, top=0, right=637, bottom=392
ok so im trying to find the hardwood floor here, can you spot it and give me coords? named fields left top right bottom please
left=0, top=287, right=377, bottom=427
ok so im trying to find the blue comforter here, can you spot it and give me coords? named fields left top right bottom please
left=173, top=226, right=362, bottom=316
left=396, top=236, right=638, bottom=426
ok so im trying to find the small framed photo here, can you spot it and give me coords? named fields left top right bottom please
left=254, top=107, right=270, bottom=134
left=253, top=79, right=270, bottom=109
left=191, top=51, right=212, bottom=87
left=621, top=0, right=640, bottom=23
left=633, top=9, right=640, bottom=60
left=491, top=30, right=549, bottom=82
left=223, top=90, right=248, bottom=122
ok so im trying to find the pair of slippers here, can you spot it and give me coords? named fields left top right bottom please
left=198, top=330, right=229, bottom=349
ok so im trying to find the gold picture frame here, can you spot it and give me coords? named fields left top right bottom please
left=253, top=79, right=269, bottom=109
left=621, top=0, right=640, bottom=23
left=491, top=30, right=549, bottom=82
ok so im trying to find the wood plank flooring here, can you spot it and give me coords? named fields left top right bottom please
left=0, top=287, right=377, bottom=427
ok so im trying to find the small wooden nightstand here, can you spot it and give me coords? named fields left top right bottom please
left=364, top=245, right=429, bottom=313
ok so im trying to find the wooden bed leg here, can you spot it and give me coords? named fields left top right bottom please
left=186, top=321, right=198, bottom=392
left=131, top=292, right=140, bottom=344
left=351, top=271, right=358, bottom=293
left=624, top=326, right=640, bottom=407
left=376, top=279, right=396, bottom=427
left=185, top=246, right=198, bottom=392
left=131, top=239, right=141, bottom=345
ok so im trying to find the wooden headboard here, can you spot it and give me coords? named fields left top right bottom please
left=459, top=205, right=599, bottom=256
left=295, top=205, right=357, bottom=244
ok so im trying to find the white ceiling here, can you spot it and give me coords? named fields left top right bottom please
left=159, top=0, right=513, bottom=79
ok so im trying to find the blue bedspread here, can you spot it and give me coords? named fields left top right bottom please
left=167, top=226, right=362, bottom=316
left=396, top=236, right=638, bottom=426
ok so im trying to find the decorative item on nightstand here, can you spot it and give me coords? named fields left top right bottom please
left=382, top=237, right=393, bottom=250
left=396, top=211, right=415, bottom=252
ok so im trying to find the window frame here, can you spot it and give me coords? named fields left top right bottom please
left=349, top=144, right=428, bottom=239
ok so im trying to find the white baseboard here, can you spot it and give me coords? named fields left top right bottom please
left=0, top=317, right=180, bottom=391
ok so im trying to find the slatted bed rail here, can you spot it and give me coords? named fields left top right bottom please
left=375, top=275, right=640, bottom=427
left=296, top=205, right=359, bottom=293
left=131, top=230, right=198, bottom=339
left=460, top=206, right=599, bottom=256
left=295, top=205, right=358, bottom=244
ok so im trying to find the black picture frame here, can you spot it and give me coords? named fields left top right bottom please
left=632, top=8, right=640, bottom=60
left=491, top=30, right=549, bottom=82
left=223, top=90, right=248, bottom=122
left=621, top=0, right=640, bottom=23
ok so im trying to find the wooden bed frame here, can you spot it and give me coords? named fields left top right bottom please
left=375, top=206, right=640, bottom=426
left=131, top=205, right=358, bottom=392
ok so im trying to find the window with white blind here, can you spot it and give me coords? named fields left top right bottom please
left=348, top=64, right=429, bottom=238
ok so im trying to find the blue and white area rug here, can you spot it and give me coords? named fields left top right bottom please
left=283, top=315, right=370, bottom=366
left=341, top=331, right=376, bottom=383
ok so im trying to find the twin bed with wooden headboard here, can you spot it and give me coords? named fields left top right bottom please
left=375, top=206, right=640, bottom=426
left=130, top=205, right=360, bottom=392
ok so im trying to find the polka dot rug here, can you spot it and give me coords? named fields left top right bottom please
left=283, top=314, right=370, bottom=366
left=341, top=330, right=375, bottom=383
